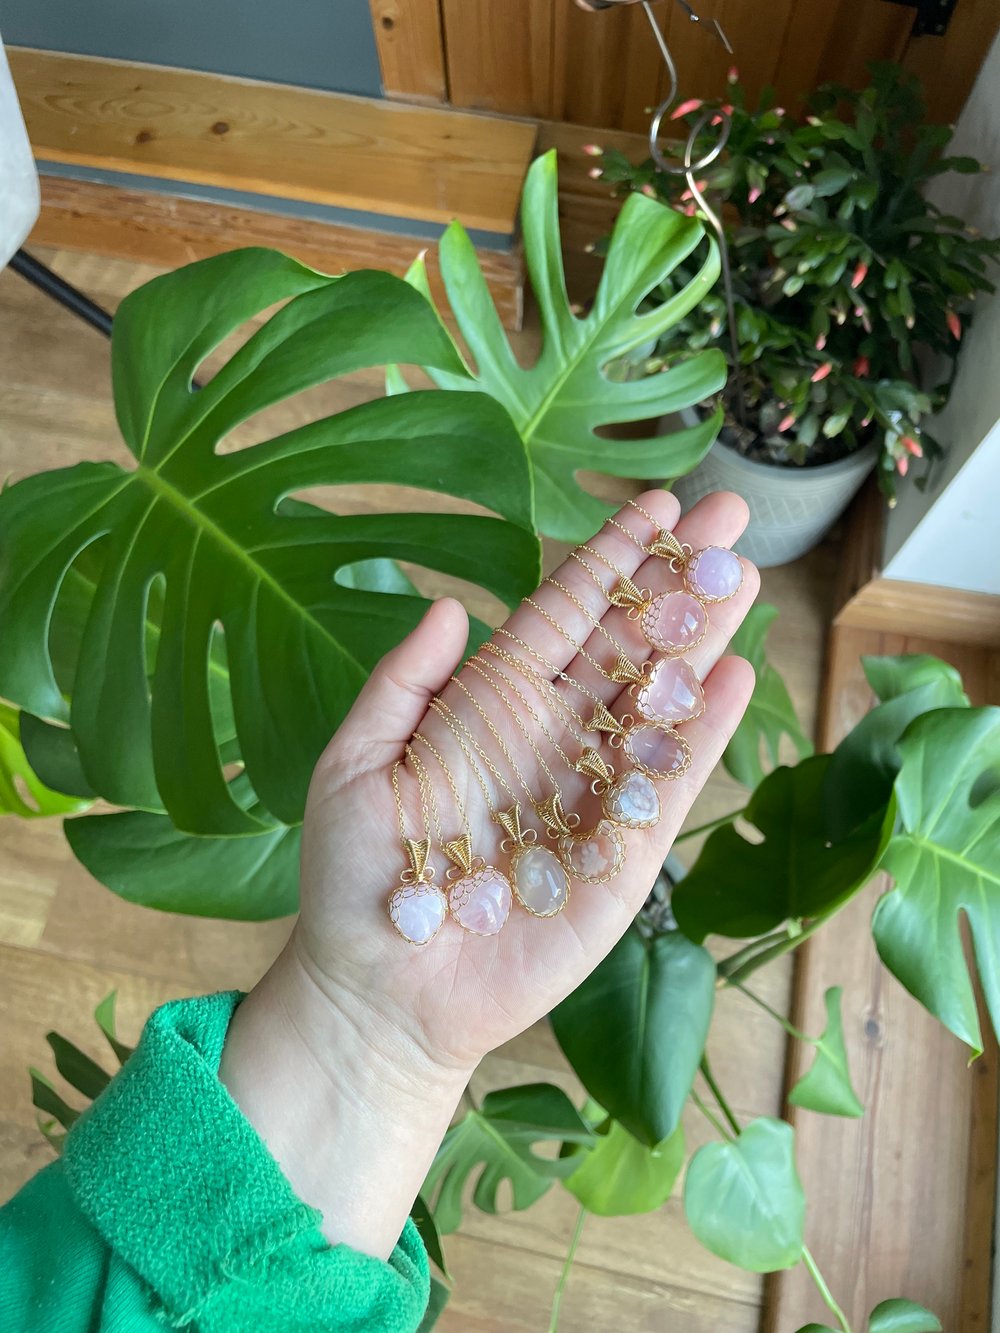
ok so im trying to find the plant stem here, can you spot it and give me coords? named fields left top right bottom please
left=699, top=1055, right=741, bottom=1137
left=549, top=1206, right=587, bottom=1333
left=716, top=927, right=797, bottom=979
left=690, top=1089, right=735, bottom=1141
left=674, top=806, right=746, bottom=843
left=802, top=1244, right=853, bottom=1333
left=723, top=914, right=831, bottom=986
left=732, top=981, right=811, bottom=1043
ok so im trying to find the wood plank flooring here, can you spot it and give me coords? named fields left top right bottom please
left=0, top=248, right=837, bottom=1331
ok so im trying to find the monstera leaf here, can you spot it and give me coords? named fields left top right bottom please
left=0, top=703, right=90, bottom=819
left=873, top=707, right=1000, bottom=1055
left=0, top=250, right=540, bottom=843
left=397, top=150, right=727, bottom=540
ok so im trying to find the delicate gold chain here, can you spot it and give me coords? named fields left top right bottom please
left=404, top=743, right=445, bottom=842
left=464, top=658, right=566, bottom=783
left=390, top=759, right=408, bottom=839
left=493, top=627, right=606, bottom=705
left=480, top=643, right=595, bottom=743
left=605, top=514, right=649, bottom=549
left=449, top=675, right=538, bottom=801
left=626, top=498, right=661, bottom=530
left=548, top=576, right=631, bottom=649
left=522, top=595, right=617, bottom=679
left=427, top=697, right=515, bottom=808
left=412, top=730, right=473, bottom=829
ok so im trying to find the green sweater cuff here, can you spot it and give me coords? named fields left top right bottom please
left=61, top=991, right=430, bottom=1332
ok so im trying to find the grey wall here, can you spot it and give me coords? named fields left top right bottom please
left=0, top=0, right=383, bottom=97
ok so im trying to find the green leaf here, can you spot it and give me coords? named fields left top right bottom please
left=94, top=991, right=134, bottom=1065
left=423, top=1083, right=594, bottom=1234
left=410, top=1194, right=450, bottom=1278
left=868, top=1298, right=942, bottom=1333
left=812, top=166, right=854, bottom=196
left=415, top=151, right=727, bottom=540
left=0, top=702, right=90, bottom=819
left=564, top=1119, right=685, bottom=1216
left=796, top=1326, right=837, bottom=1333
left=44, top=1033, right=112, bottom=1101
left=18, top=713, right=96, bottom=801
left=674, top=756, right=892, bottom=942
left=788, top=987, right=863, bottom=1118
left=65, top=796, right=302, bottom=920
left=873, top=707, right=1000, bottom=1055
left=29, top=1068, right=80, bottom=1132
left=684, top=1118, right=805, bottom=1272
left=0, top=250, right=540, bottom=840
left=551, top=927, right=715, bottom=1146
left=723, top=604, right=812, bottom=787
left=824, top=654, right=969, bottom=843
left=416, top=1277, right=450, bottom=1333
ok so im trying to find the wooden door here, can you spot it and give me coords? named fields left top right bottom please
left=370, top=0, right=1000, bottom=129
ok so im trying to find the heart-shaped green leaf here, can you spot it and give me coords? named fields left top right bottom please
left=423, top=1083, right=594, bottom=1234
left=823, top=654, right=967, bottom=841
left=674, top=756, right=892, bottom=942
left=404, top=151, right=727, bottom=540
left=0, top=251, right=540, bottom=836
left=551, top=927, right=715, bottom=1146
left=873, top=706, right=1000, bottom=1054
left=0, top=703, right=90, bottom=819
left=723, top=603, right=812, bottom=788
left=868, top=1298, right=942, bottom=1332
left=564, top=1118, right=685, bottom=1216
left=788, top=986, right=863, bottom=1118
left=684, top=1118, right=805, bottom=1272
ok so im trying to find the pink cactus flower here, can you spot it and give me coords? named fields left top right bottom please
left=946, top=309, right=962, bottom=340
left=901, top=435, right=924, bottom=457
left=671, top=98, right=704, bottom=120
left=588, top=166, right=603, bottom=179
left=641, top=183, right=657, bottom=198
left=748, top=185, right=763, bottom=204
left=727, top=65, right=739, bottom=83
left=815, top=333, right=827, bottom=351
left=778, top=413, right=796, bottom=432
left=811, top=362, right=833, bottom=383
left=896, top=453, right=909, bottom=477
left=851, top=261, right=869, bottom=290
left=582, top=143, right=603, bottom=157
left=853, top=355, right=870, bottom=377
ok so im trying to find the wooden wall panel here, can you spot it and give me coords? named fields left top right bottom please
left=441, top=0, right=557, bottom=117
left=368, top=0, right=448, bottom=102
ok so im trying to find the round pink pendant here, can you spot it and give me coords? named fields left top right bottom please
left=640, top=590, right=708, bottom=656
left=559, top=820, right=626, bottom=883
left=388, top=882, right=448, bottom=946
left=685, top=546, right=743, bottom=603
left=625, top=723, right=691, bottom=779
left=603, top=771, right=660, bottom=828
left=635, top=658, right=705, bottom=726
left=448, top=866, right=512, bottom=936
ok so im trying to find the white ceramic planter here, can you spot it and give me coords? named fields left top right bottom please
left=668, top=417, right=878, bottom=568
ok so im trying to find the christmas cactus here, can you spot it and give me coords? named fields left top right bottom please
left=592, top=63, right=1000, bottom=502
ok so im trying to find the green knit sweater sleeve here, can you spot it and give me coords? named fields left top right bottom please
left=0, top=991, right=430, bottom=1332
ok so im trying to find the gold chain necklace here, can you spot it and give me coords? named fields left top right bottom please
left=385, top=755, right=448, bottom=946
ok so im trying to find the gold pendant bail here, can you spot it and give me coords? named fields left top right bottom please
left=574, top=747, right=615, bottom=787
left=534, top=791, right=575, bottom=837
left=648, top=529, right=689, bottom=566
left=493, top=804, right=527, bottom=848
left=442, top=834, right=474, bottom=875
left=585, top=700, right=629, bottom=740
left=403, top=837, right=431, bottom=881
left=608, top=574, right=651, bottom=615
left=609, top=652, right=645, bottom=686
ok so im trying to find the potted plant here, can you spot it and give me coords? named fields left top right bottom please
left=592, top=64, right=1000, bottom=566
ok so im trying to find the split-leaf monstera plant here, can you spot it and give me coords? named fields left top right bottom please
left=4, top=152, right=998, bottom=1330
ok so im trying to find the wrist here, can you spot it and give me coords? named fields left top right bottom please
left=219, top=934, right=474, bottom=1260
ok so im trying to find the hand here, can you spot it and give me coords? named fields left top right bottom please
left=220, top=490, right=758, bottom=1259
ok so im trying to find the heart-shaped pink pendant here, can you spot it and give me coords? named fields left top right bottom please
left=635, top=658, right=705, bottom=726
left=448, top=866, right=512, bottom=936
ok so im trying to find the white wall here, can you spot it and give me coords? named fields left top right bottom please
left=882, top=30, right=1000, bottom=593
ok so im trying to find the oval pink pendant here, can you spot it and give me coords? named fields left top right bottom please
left=603, top=771, right=660, bottom=828
left=625, top=723, right=692, bottom=779
left=559, top=820, right=626, bottom=883
left=448, top=866, right=512, bottom=936
left=685, top=546, right=743, bottom=603
left=635, top=658, right=705, bottom=725
left=640, top=590, right=708, bottom=656
left=388, top=883, right=448, bottom=946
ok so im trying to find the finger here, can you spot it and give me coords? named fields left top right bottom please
left=322, top=598, right=469, bottom=774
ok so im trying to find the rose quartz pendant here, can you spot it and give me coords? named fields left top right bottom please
left=388, top=882, right=448, bottom=946
left=685, top=546, right=743, bottom=604
left=640, top=590, right=708, bottom=656
left=603, top=771, right=660, bottom=828
left=448, top=866, right=512, bottom=936
left=511, top=845, right=570, bottom=917
left=635, top=658, right=705, bottom=726
left=559, top=820, right=626, bottom=883
left=625, top=723, right=692, bottom=780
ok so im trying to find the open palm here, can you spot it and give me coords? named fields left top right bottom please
left=294, top=489, right=757, bottom=1071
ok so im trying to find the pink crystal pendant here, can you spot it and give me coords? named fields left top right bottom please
left=685, top=546, right=744, bottom=604
left=388, top=881, right=448, bottom=946
left=624, top=722, right=692, bottom=780
left=443, top=833, right=512, bottom=936
left=510, top=844, right=571, bottom=918
left=558, top=820, right=626, bottom=884
left=635, top=658, right=705, bottom=726
left=640, top=590, right=709, bottom=656
left=603, top=770, right=661, bottom=828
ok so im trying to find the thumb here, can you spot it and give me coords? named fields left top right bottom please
left=326, top=598, right=470, bottom=772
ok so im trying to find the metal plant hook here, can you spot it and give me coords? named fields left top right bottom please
left=576, top=0, right=746, bottom=424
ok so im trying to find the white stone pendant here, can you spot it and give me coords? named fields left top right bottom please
left=624, top=722, right=692, bottom=780
left=603, top=770, right=660, bottom=828
left=558, top=820, right=626, bottom=884
left=388, top=881, right=448, bottom=946
left=510, top=844, right=571, bottom=917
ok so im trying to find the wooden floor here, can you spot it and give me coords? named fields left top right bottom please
left=0, top=248, right=838, bottom=1331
